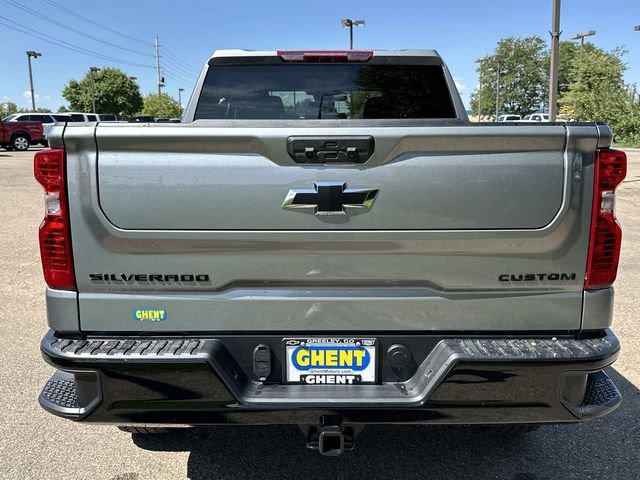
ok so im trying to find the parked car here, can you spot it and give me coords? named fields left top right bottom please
left=5, top=112, right=71, bottom=145
left=497, top=114, right=521, bottom=122
left=36, top=49, right=625, bottom=455
left=0, top=116, right=43, bottom=150
left=128, top=115, right=156, bottom=123
left=522, top=113, right=550, bottom=122
left=97, top=114, right=118, bottom=122
left=65, top=112, right=99, bottom=122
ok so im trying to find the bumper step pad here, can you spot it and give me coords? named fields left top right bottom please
left=584, top=371, right=619, bottom=407
left=38, top=370, right=101, bottom=419
left=41, top=376, right=79, bottom=409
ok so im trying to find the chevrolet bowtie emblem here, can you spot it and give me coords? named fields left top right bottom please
left=282, top=182, right=379, bottom=216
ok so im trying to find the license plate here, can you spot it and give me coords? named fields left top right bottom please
left=284, top=338, right=377, bottom=385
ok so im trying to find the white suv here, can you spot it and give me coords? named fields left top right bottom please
left=522, top=113, right=549, bottom=122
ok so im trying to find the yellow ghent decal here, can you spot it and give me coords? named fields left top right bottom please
left=294, top=347, right=367, bottom=369
left=132, top=308, right=168, bottom=322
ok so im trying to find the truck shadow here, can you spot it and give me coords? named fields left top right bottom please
left=131, top=368, right=639, bottom=480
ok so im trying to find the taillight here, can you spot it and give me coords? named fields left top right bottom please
left=34, top=148, right=76, bottom=290
left=276, top=50, right=373, bottom=62
left=585, top=148, right=627, bottom=290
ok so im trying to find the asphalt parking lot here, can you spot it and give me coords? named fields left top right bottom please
left=0, top=147, right=639, bottom=480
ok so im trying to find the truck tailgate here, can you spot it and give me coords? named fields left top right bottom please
left=66, top=123, right=597, bottom=332
left=96, top=127, right=564, bottom=230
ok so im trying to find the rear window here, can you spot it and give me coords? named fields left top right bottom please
left=99, top=114, right=117, bottom=121
left=194, top=64, right=456, bottom=120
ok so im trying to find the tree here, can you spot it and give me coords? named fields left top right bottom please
left=470, top=36, right=548, bottom=118
left=58, top=105, right=70, bottom=112
left=1, top=102, right=51, bottom=115
left=140, top=93, right=182, bottom=118
left=62, top=67, right=142, bottom=116
left=560, top=46, right=640, bottom=143
left=1, top=101, right=18, bottom=116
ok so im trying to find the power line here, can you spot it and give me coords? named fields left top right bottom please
left=160, top=43, right=201, bottom=70
left=162, top=68, right=196, bottom=86
left=79, top=0, right=202, bottom=70
left=163, top=46, right=201, bottom=72
left=42, top=0, right=152, bottom=47
left=2, top=0, right=153, bottom=58
left=0, top=14, right=155, bottom=68
left=81, top=0, right=155, bottom=36
left=162, top=56, right=199, bottom=79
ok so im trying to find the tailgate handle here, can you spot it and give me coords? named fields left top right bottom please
left=287, top=136, right=375, bottom=164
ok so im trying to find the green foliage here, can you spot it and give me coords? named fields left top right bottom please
left=470, top=36, right=548, bottom=117
left=62, top=67, right=142, bottom=116
left=140, top=93, right=182, bottom=118
left=1, top=101, right=19, bottom=115
left=1, top=102, right=51, bottom=115
left=560, top=46, right=640, bottom=144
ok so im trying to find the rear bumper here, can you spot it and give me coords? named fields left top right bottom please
left=39, top=329, right=621, bottom=426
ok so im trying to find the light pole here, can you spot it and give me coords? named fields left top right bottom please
left=495, top=58, right=501, bottom=121
left=570, top=30, right=596, bottom=45
left=178, top=88, right=185, bottom=108
left=89, top=67, right=100, bottom=114
left=129, top=76, right=137, bottom=81
left=475, top=57, right=490, bottom=121
left=635, top=25, right=640, bottom=31
left=548, top=0, right=562, bottom=122
left=26, top=51, right=41, bottom=111
left=341, top=18, right=365, bottom=50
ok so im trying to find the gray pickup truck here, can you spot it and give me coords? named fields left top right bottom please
left=36, top=49, right=626, bottom=455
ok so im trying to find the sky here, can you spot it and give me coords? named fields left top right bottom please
left=1, top=0, right=639, bottom=112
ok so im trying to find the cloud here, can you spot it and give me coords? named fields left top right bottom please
left=453, top=77, right=467, bottom=94
left=23, top=90, right=39, bottom=100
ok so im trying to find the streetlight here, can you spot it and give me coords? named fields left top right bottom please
left=474, top=57, right=491, bottom=121
left=494, top=57, right=501, bottom=121
left=26, top=51, right=41, bottom=111
left=570, top=30, right=596, bottom=45
left=129, top=76, right=138, bottom=81
left=548, top=0, right=562, bottom=122
left=341, top=18, right=365, bottom=50
left=635, top=25, right=640, bottom=31
left=89, top=67, right=100, bottom=114
left=178, top=88, right=185, bottom=107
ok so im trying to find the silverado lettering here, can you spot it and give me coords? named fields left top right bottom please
left=89, top=273, right=210, bottom=283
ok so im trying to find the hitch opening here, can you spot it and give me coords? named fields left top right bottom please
left=302, top=416, right=359, bottom=456
left=319, top=425, right=344, bottom=456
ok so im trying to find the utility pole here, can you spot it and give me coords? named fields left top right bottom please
left=89, top=67, right=100, bottom=114
left=548, top=0, right=562, bottom=122
left=495, top=59, right=501, bottom=121
left=155, top=36, right=163, bottom=95
left=341, top=18, right=365, bottom=49
left=178, top=88, right=185, bottom=107
left=26, top=51, right=41, bottom=111
left=570, top=30, right=595, bottom=45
